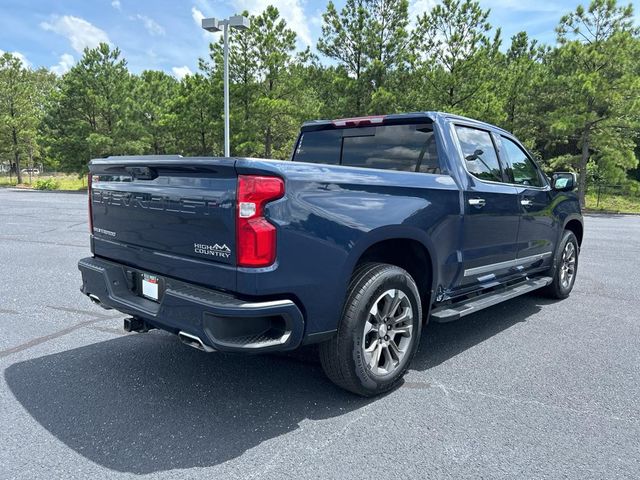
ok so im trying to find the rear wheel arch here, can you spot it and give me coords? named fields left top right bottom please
left=343, top=231, right=437, bottom=320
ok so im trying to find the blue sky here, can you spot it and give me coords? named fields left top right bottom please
left=1, top=0, right=638, bottom=78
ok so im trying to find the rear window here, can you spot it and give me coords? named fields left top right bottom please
left=293, top=124, right=440, bottom=174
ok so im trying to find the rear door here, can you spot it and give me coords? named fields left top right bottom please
left=89, top=157, right=238, bottom=290
left=497, top=136, right=557, bottom=269
left=454, top=125, right=521, bottom=289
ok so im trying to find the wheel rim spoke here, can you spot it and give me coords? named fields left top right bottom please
left=370, top=302, right=384, bottom=324
left=388, top=291, right=402, bottom=318
left=392, top=310, right=410, bottom=325
left=364, top=339, right=378, bottom=353
left=388, top=338, right=401, bottom=358
left=382, top=345, right=396, bottom=369
left=393, top=324, right=412, bottom=336
left=369, top=343, right=383, bottom=370
left=379, top=291, right=395, bottom=318
left=364, top=319, right=377, bottom=335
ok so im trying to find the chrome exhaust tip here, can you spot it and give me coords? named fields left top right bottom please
left=178, top=331, right=215, bottom=352
left=88, top=293, right=112, bottom=310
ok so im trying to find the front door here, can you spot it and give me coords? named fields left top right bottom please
left=497, top=135, right=558, bottom=272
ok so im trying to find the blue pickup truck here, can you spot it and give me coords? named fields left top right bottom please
left=78, top=112, right=583, bottom=396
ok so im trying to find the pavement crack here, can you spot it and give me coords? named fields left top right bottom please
left=433, top=381, right=456, bottom=408
left=443, top=384, right=636, bottom=424
left=46, top=305, right=115, bottom=319
left=88, top=325, right=130, bottom=336
left=0, top=315, right=118, bottom=359
left=403, top=381, right=433, bottom=389
left=0, top=236, right=87, bottom=248
left=67, top=221, right=87, bottom=229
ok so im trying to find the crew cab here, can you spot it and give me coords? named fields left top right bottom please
left=78, top=112, right=583, bottom=396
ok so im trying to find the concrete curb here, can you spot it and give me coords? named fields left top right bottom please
left=1, top=187, right=87, bottom=195
left=583, top=210, right=640, bottom=217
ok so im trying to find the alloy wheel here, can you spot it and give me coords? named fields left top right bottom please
left=361, top=289, right=414, bottom=377
left=559, top=241, right=577, bottom=289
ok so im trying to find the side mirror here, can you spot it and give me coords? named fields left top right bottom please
left=552, top=172, right=577, bottom=192
left=465, top=149, right=484, bottom=161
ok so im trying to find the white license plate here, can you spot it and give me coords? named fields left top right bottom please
left=141, top=274, right=159, bottom=301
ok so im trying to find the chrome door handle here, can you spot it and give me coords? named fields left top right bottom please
left=468, top=198, right=486, bottom=208
left=520, top=199, right=534, bottom=207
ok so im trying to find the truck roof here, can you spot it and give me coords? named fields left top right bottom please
left=301, top=111, right=512, bottom=136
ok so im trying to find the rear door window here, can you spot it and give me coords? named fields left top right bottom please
left=455, top=126, right=504, bottom=182
left=293, top=124, right=440, bottom=174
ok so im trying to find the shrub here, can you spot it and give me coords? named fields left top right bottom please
left=33, top=178, right=61, bottom=190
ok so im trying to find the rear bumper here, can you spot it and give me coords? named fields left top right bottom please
left=78, top=256, right=305, bottom=353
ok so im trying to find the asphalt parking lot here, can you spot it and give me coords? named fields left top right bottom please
left=1, top=188, right=639, bottom=479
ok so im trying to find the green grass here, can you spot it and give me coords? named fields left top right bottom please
left=585, top=192, right=640, bottom=214
left=54, top=175, right=86, bottom=190
left=0, top=176, right=17, bottom=187
left=0, top=174, right=86, bottom=191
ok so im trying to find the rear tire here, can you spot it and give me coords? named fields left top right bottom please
left=319, top=263, right=422, bottom=397
left=542, top=230, right=579, bottom=299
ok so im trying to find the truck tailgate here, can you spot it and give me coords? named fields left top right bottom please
left=89, top=157, right=237, bottom=290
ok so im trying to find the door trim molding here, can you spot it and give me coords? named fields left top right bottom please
left=464, top=251, right=552, bottom=277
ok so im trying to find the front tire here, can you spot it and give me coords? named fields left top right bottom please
left=319, top=263, right=422, bottom=397
left=542, top=230, right=579, bottom=299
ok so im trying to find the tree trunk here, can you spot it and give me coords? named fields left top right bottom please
left=200, top=129, right=206, bottom=156
left=578, top=127, right=590, bottom=209
left=264, top=78, right=274, bottom=157
left=355, top=53, right=362, bottom=115
left=507, top=100, right=516, bottom=132
left=199, top=109, right=207, bottom=155
left=12, top=127, right=22, bottom=184
left=264, top=124, right=272, bottom=158
left=243, top=68, right=250, bottom=122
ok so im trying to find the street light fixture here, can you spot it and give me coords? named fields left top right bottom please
left=202, top=15, right=250, bottom=158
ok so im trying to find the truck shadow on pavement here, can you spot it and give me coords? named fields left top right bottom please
left=5, top=293, right=554, bottom=474
left=413, top=293, right=555, bottom=371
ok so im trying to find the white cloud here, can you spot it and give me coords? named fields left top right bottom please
left=192, top=6, right=217, bottom=38
left=50, top=53, right=75, bottom=75
left=40, top=15, right=110, bottom=53
left=134, top=14, right=165, bottom=36
left=111, top=0, right=121, bottom=10
left=409, top=0, right=438, bottom=24
left=309, top=11, right=323, bottom=28
left=191, top=6, right=205, bottom=27
left=0, top=49, right=31, bottom=68
left=172, top=65, right=193, bottom=79
left=232, top=0, right=312, bottom=46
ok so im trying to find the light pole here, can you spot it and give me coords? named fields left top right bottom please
left=202, top=15, right=250, bottom=158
